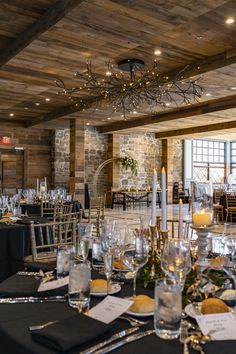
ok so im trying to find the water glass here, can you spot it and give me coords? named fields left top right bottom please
left=56, top=245, right=74, bottom=278
left=92, top=238, right=104, bottom=270
left=68, top=261, right=91, bottom=311
left=13, top=207, right=22, bottom=217
left=154, top=281, right=182, bottom=339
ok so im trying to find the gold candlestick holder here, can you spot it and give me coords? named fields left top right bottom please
left=149, top=224, right=158, bottom=279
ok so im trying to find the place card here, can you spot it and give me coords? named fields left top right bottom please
left=37, top=276, right=69, bottom=292
left=196, top=313, right=236, bottom=340
left=87, top=296, right=133, bottom=324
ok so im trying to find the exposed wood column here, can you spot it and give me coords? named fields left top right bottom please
left=162, top=139, right=184, bottom=203
left=162, top=140, right=169, bottom=203
left=23, top=148, right=29, bottom=189
left=69, top=119, right=85, bottom=204
left=106, top=134, right=120, bottom=205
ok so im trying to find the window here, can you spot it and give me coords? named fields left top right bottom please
left=231, top=142, right=236, bottom=174
left=192, top=139, right=225, bottom=183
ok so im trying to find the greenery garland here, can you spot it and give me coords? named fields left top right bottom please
left=114, top=156, right=138, bottom=176
left=139, top=253, right=228, bottom=305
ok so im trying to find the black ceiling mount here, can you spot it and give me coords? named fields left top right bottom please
left=117, top=59, right=145, bottom=71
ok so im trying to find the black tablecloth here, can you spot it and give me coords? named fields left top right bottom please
left=0, top=217, right=49, bottom=282
left=20, top=204, right=41, bottom=216
left=0, top=275, right=235, bottom=354
left=0, top=223, right=30, bottom=282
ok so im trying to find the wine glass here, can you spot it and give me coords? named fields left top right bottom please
left=221, top=235, right=236, bottom=307
left=101, top=219, right=117, bottom=295
left=161, top=239, right=192, bottom=290
left=103, top=251, right=114, bottom=295
left=122, top=229, right=149, bottom=297
left=77, top=224, right=93, bottom=263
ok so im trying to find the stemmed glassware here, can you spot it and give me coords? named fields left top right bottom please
left=122, top=228, right=149, bottom=297
left=161, top=239, right=192, bottom=290
left=101, top=219, right=117, bottom=295
left=220, top=234, right=236, bottom=307
left=77, top=224, right=93, bottom=263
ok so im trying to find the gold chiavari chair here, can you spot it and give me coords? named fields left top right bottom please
left=225, top=193, right=236, bottom=222
left=213, top=188, right=224, bottom=223
left=24, top=219, right=77, bottom=271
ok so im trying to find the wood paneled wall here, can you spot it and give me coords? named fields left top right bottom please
left=0, top=127, right=52, bottom=193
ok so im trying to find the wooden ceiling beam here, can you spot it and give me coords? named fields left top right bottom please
left=0, top=119, right=25, bottom=127
left=160, top=48, right=236, bottom=81
left=97, top=94, right=236, bottom=133
left=24, top=47, right=236, bottom=127
left=0, top=0, right=84, bottom=67
left=26, top=96, right=103, bottom=127
left=155, top=120, right=236, bottom=139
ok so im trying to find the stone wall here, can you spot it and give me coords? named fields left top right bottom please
left=171, top=139, right=183, bottom=183
left=53, top=128, right=183, bottom=203
left=85, top=127, right=109, bottom=195
left=52, top=129, right=70, bottom=189
left=119, top=133, right=162, bottom=189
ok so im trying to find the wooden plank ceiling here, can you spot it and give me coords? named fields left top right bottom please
left=0, top=0, right=236, bottom=138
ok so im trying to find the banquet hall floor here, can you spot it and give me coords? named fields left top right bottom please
left=103, top=203, right=191, bottom=233
left=104, top=203, right=191, bottom=222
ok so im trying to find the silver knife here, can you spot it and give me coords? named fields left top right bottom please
left=16, top=271, right=42, bottom=277
left=0, top=296, right=66, bottom=304
left=94, top=330, right=155, bottom=354
left=80, top=327, right=139, bottom=354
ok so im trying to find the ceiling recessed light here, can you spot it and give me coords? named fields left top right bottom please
left=225, top=17, right=235, bottom=25
left=106, top=70, right=112, bottom=76
left=86, top=122, right=90, bottom=126
left=45, top=98, right=51, bottom=102
left=35, top=102, right=40, bottom=106
left=205, top=93, right=211, bottom=96
left=230, top=86, right=236, bottom=90
left=107, top=117, right=111, bottom=120
left=132, top=110, right=137, bottom=114
left=9, top=113, right=14, bottom=117
left=154, top=49, right=162, bottom=56
left=165, top=103, right=170, bottom=106
left=24, top=107, right=29, bottom=110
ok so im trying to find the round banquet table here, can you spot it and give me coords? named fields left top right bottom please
left=0, top=217, right=49, bottom=282
left=0, top=274, right=235, bottom=354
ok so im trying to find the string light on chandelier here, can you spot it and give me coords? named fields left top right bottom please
left=56, top=58, right=203, bottom=119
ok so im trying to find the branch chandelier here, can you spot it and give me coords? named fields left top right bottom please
left=56, top=59, right=203, bottom=119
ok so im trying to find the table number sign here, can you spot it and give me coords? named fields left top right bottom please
left=196, top=313, right=236, bottom=340
left=87, top=296, right=133, bottom=324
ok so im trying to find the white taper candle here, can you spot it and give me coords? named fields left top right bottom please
left=178, top=198, right=183, bottom=238
left=151, top=169, right=157, bottom=225
left=161, top=167, right=167, bottom=230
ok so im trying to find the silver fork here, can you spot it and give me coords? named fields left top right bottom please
left=119, top=314, right=148, bottom=326
left=29, top=320, right=58, bottom=331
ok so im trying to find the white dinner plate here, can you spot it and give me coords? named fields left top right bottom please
left=125, top=309, right=154, bottom=317
left=90, top=283, right=121, bottom=297
left=125, top=296, right=154, bottom=317
left=184, top=303, right=202, bottom=318
left=185, top=303, right=235, bottom=319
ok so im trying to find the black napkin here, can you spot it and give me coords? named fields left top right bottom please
left=0, top=275, right=40, bottom=297
left=31, top=314, right=115, bottom=352
left=0, top=274, right=66, bottom=297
